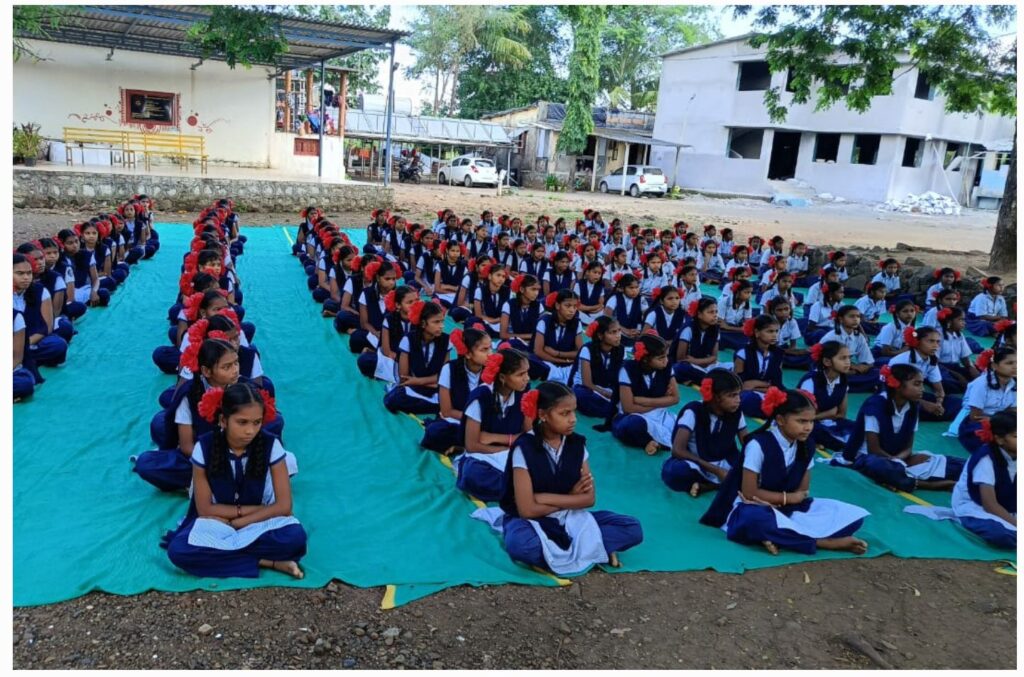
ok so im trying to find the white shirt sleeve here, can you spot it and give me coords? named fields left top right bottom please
left=742, top=439, right=765, bottom=474
left=269, top=438, right=287, bottom=465
left=676, top=408, right=697, bottom=431
left=972, top=455, right=996, bottom=486
left=536, top=318, right=548, bottom=335
left=13, top=314, right=25, bottom=332
left=501, top=301, right=511, bottom=315
left=191, top=441, right=205, bottom=467
left=465, top=400, right=482, bottom=422
left=398, top=336, right=411, bottom=354
left=438, top=363, right=452, bottom=390
left=249, top=353, right=264, bottom=379
left=578, top=345, right=592, bottom=362
left=473, top=288, right=484, bottom=302
left=864, top=415, right=880, bottom=434
left=679, top=326, right=693, bottom=342
left=618, top=366, right=631, bottom=386
left=343, top=279, right=354, bottom=296
left=174, top=397, right=193, bottom=425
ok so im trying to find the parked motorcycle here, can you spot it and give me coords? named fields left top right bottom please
left=398, top=159, right=422, bottom=184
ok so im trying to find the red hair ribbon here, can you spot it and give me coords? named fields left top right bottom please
left=742, top=317, right=756, bottom=337
left=510, top=275, right=525, bottom=294
left=731, top=281, right=741, bottom=294
left=179, top=273, right=195, bottom=297
left=613, top=273, right=624, bottom=284
left=981, top=278, right=993, bottom=290
left=887, top=304, right=896, bottom=315
left=937, top=308, right=954, bottom=323
left=993, top=319, right=1014, bottom=334
left=478, top=262, right=494, bottom=279
left=760, top=387, right=789, bottom=418
left=877, top=259, right=892, bottom=270
left=218, top=308, right=241, bottom=330
left=545, top=292, right=559, bottom=310
left=797, top=388, right=818, bottom=410
left=975, top=349, right=995, bottom=371
left=384, top=289, right=397, bottom=313
left=520, top=389, right=540, bottom=419
left=363, top=261, right=383, bottom=282
left=183, top=292, right=205, bottom=322
left=809, top=343, right=824, bottom=363
left=633, top=341, right=648, bottom=361
left=975, top=419, right=995, bottom=443
left=583, top=209, right=593, bottom=218
left=699, top=377, right=714, bottom=402
left=259, top=389, right=277, bottom=425
left=830, top=310, right=838, bottom=321
left=198, top=387, right=225, bottom=423
left=902, top=326, right=920, bottom=348
left=409, top=300, right=427, bottom=326
left=879, top=364, right=901, bottom=388
left=585, top=320, right=600, bottom=338
left=651, top=287, right=663, bottom=303
left=371, top=208, right=390, bottom=220
left=450, top=328, right=467, bottom=356
left=687, top=300, right=700, bottom=317
left=207, top=330, right=230, bottom=342
left=748, top=235, right=761, bottom=245
left=481, top=352, right=504, bottom=385
left=186, top=318, right=211, bottom=346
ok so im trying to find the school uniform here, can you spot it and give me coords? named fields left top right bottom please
left=569, top=343, right=625, bottom=421
left=13, top=311, right=36, bottom=399
left=471, top=432, right=642, bottom=573
left=801, top=282, right=826, bottom=310
left=787, top=255, right=810, bottom=285
left=383, top=332, right=450, bottom=416
left=13, top=287, right=68, bottom=371
left=936, top=330, right=974, bottom=392
left=71, top=249, right=110, bottom=306
left=886, top=349, right=961, bottom=422
left=924, top=282, right=953, bottom=308
left=919, top=306, right=943, bottom=329
left=678, top=283, right=703, bottom=310
left=701, top=425, right=869, bottom=554
left=333, top=275, right=365, bottom=335
left=455, top=384, right=527, bottom=502
left=349, top=285, right=387, bottom=354
left=835, top=392, right=965, bottom=491
left=956, top=374, right=1016, bottom=452
left=747, top=246, right=766, bottom=268
left=472, top=284, right=512, bottom=338
left=798, top=371, right=855, bottom=451
left=871, top=271, right=911, bottom=305
left=163, top=431, right=306, bottom=578
left=777, top=317, right=811, bottom=369
left=719, top=240, right=736, bottom=259
left=672, top=321, right=729, bottom=384
left=698, top=253, right=726, bottom=282
left=530, top=314, right=583, bottom=384
left=719, top=302, right=753, bottom=351
left=321, top=265, right=343, bottom=315
left=310, top=255, right=331, bottom=302
left=519, top=257, right=549, bottom=281
left=853, top=296, right=885, bottom=335
left=38, top=267, right=76, bottom=342
left=612, top=361, right=676, bottom=449
left=605, top=293, right=647, bottom=347
left=447, top=274, right=479, bottom=324
left=639, top=269, right=676, bottom=297
left=661, top=402, right=745, bottom=492
left=355, top=314, right=409, bottom=384
left=735, top=343, right=785, bottom=419
left=950, top=444, right=1016, bottom=549
left=804, top=301, right=841, bottom=345
left=573, top=279, right=606, bottom=326
left=966, top=293, right=1008, bottom=336
left=468, top=237, right=492, bottom=259
left=818, top=327, right=879, bottom=392
left=760, top=287, right=799, bottom=310
left=545, top=268, right=576, bottom=296
left=871, top=320, right=912, bottom=363
left=421, top=361, right=483, bottom=453
left=494, top=247, right=516, bottom=270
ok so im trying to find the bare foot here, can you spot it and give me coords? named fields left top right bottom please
left=260, top=559, right=304, bottom=579
left=817, top=536, right=868, bottom=555
left=762, top=540, right=779, bottom=555
left=608, top=552, right=621, bottom=568
left=689, top=482, right=701, bottom=498
left=644, top=440, right=659, bottom=456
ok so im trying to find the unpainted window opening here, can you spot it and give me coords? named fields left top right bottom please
left=994, top=152, right=1011, bottom=171
left=737, top=61, right=771, bottom=91
left=902, top=137, right=923, bottom=168
left=813, top=133, right=840, bottom=162
left=851, top=134, right=881, bottom=165
left=785, top=68, right=797, bottom=93
left=727, top=128, right=764, bottom=159
left=944, top=142, right=963, bottom=170
left=914, top=72, right=934, bottom=100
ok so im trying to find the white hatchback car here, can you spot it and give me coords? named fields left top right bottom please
left=438, top=155, right=500, bottom=188
left=598, top=165, right=668, bottom=197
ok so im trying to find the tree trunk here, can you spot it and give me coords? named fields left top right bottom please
left=989, top=131, right=1016, bottom=272
left=568, top=156, right=577, bottom=192
left=433, top=68, right=440, bottom=115
left=449, top=58, right=461, bottom=114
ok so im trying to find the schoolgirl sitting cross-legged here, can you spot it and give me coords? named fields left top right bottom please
left=382, top=300, right=451, bottom=417
left=472, top=382, right=643, bottom=574
left=163, top=382, right=306, bottom=580
left=421, top=327, right=492, bottom=454
left=612, top=333, right=680, bottom=456
left=356, top=286, right=416, bottom=385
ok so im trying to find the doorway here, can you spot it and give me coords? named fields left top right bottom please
left=767, top=131, right=801, bottom=180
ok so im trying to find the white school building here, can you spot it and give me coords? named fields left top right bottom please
left=649, top=34, right=1015, bottom=206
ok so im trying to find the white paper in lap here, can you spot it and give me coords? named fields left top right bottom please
left=374, top=353, right=398, bottom=383
left=187, top=516, right=300, bottom=551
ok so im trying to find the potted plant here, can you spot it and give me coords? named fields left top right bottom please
left=13, top=123, right=43, bottom=166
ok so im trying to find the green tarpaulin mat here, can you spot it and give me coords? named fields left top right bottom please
left=14, top=225, right=1012, bottom=610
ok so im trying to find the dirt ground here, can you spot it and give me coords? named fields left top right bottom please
left=11, top=179, right=1008, bottom=276
left=12, top=559, right=1016, bottom=669
left=11, top=188, right=1015, bottom=669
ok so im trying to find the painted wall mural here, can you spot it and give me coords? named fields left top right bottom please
left=67, top=93, right=229, bottom=135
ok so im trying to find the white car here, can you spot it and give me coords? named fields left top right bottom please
left=438, top=155, right=500, bottom=188
left=598, top=165, right=668, bottom=197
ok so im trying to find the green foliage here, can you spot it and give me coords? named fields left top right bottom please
left=13, top=123, right=43, bottom=158
left=599, top=6, right=720, bottom=111
left=291, top=5, right=392, bottom=103
left=544, top=174, right=562, bottom=191
left=737, top=5, right=1017, bottom=122
left=557, top=6, right=606, bottom=156
left=13, top=5, right=77, bottom=62
left=457, top=6, right=570, bottom=120
left=185, top=6, right=289, bottom=69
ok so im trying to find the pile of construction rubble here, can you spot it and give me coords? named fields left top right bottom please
left=877, top=191, right=962, bottom=215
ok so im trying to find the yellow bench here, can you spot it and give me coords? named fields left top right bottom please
left=61, top=127, right=208, bottom=174
left=62, top=127, right=136, bottom=168
left=130, top=131, right=208, bottom=174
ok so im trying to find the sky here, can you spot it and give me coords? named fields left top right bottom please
left=374, top=4, right=756, bottom=115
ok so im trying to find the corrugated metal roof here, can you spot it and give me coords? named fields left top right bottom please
left=592, top=128, right=690, bottom=148
left=346, top=111, right=513, bottom=147
left=17, top=5, right=407, bottom=70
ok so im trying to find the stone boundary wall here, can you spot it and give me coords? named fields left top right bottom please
left=12, top=170, right=393, bottom=213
